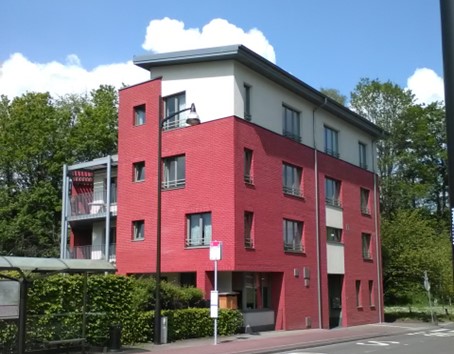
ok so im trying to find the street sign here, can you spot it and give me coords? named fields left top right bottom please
left=424, top=271, right=431, bottom=291
left=209, top=241, right=222, bottom=261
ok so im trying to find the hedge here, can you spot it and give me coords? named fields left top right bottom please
left=0, top=273, right=243, bottom=349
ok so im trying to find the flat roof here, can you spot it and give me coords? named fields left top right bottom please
left=134, top=45, right=386, bottom=139
left=0, top=256, right=116, bottom=274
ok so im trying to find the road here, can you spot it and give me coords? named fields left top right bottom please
left=279, top=324, right=454, bottom=354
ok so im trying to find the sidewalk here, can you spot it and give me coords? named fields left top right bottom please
left=125, top=321, right=442, bottom=354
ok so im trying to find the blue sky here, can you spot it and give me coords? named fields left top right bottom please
left=0, top=0, right=444, bottom=103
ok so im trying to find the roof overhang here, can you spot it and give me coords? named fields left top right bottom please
left=134, top=45, right=386, bottom=139
left=0, top=256, right=116, bottom=277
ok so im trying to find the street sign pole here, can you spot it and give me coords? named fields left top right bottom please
left=424, top=271, right=435, bottom=324
left=209, top=241, right=222, bottom=345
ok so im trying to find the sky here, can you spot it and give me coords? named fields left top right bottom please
left=0, top=0, right=445, bottom=105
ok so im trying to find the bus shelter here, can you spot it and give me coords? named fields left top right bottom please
left=0, top=257, right=116, bottom=354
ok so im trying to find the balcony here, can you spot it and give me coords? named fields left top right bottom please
left=68, top=244, right=116, bottom=263
left=68, top=189, right=117, bottom=221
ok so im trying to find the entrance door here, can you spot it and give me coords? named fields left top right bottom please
left=328, top=274, right=343, bottom=328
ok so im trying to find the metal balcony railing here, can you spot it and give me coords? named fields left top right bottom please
left=68, top=243, right=116, bottom=262
left=69, top=189, right=117, bottom=219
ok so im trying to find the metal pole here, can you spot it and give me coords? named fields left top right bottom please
left=153, top=103, right=198, bottom=344
left=105, top=156, right=111, bottom=262
left=60, top=164, right=68, bottom=258
left=18, top=278, right=27, bottom=354
left=154, top=100, right=163, bottom=345
left=440, top=0, right=454, bottom=285
left=214, top=259, right=218, bottom=345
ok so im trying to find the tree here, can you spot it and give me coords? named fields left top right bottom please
left=381, top=210, right=452, bottom=304
left=0, top=86, right=118, bottom=256
left=320, top=88, right=347, bottom=106
left=350, top=78, right=415, bottom=218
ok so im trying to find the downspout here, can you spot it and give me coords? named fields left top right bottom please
left=372, top=139, right=383, bottom=322
left=313, top=97, right=327, bottom=329
left=60, top=164, right=68, bottom=259
left=105, top=156, right=112, bottom=262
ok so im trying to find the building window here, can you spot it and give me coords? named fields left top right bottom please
left=133, top=220, right=144, bottom=240
left=356, top=280, right=362, bottom=307
left=163, top=155, right=185, bottom=189
left=163, top=92, right=186, bottom=130
left=244, top=149, right=254, bottom=184
left=324, top=126, right=339, bottom=158
left=283, top=163, right=302, bottom=197
left=360, top=188, right=371, bottom=215
left=282, top=105, right=301, bottom=142
left=243, top=273, right=271, bottom=310
left=134, top=104, right=146, bottom=126
left=186, top=212, right=212, bottom=247
left=327, top=227, right=342, bottom=243
left=244, top=84, right=252, bottom=121
left=325, top=177, right=341, bottom=207
left=244, top=211, right=254, bottom=248
left=362, top=233, right=372, bottom=259
left=359, top=142, right=367, bottom=169
left=283, top=219, right=303, bottom=252
left=369, top=280, right=375, bottom=307
left=133, top=161, right=145, bottom=182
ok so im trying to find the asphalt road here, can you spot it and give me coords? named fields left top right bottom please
left=279, top=323, right=454, bottom=354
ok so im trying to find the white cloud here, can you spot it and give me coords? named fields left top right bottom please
left=0, top=18, right=275, bottom=99
left=406, top=68, right=445, bottom=105
left=142, top=18, right=276, bottom=63
left=0, top=53, right=149, bottom=99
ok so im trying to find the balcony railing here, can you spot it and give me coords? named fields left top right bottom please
left=69, top=189, right=117, bottom=219
left=68, top=243, right=116, bottom=262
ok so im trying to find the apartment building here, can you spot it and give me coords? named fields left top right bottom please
left=61, top=45, right=385, bottom=331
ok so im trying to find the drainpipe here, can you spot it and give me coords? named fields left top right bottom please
left=371, top=139, right=383, bottom=322
left=60, top=164, right=69, bottom=259
left=313, top=97, right=327, bottom=329
left=105, top=156, right=112, bottom=262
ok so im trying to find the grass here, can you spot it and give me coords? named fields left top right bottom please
left=385, top=305, right=454, bottom=323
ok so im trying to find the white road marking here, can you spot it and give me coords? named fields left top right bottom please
left=356, top=340, right=400, bottom=346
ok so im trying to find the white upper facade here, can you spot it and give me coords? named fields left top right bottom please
left=134, top=45, right=385, bottom=172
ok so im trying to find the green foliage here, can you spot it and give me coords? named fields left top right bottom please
left=381, top=210, right=453, bottom=304
left=320, top=88, right=347, bottom=106
left=129, top=276, right=204, bottom=311
left=0, top=274, right=239, bottom=348
left=161, top=308, right=243, bottom=342
left=0, top=86, right=118, bottom=257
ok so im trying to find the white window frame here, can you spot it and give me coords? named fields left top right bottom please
left=162, top=155, right=185, bottom=189
left=325, top=177, right=341, bottom=207
left=244, top=149, right=254, bottom=184
left=283, top=163, right=302, bottom=197
left=163, top=92, right=186, bottom=130
left=362, top=233, right=372, bottom=259
left=186, top=212, right=212, bottom=247
left=134, top=104, right=146, bottom=126
left=244, top=84, right=252, bottom=121
left=324, top=126, right=339, bottom=158
left=356, top=280, right=362, bottom=307
left=244, top=211, right=254, bottom=248
left=327, top=227, right=342, bottom=243
left=133, top=220, right=144, bottom=240
left=282, top=105, right=301, bottom=142
left=359, top=142, right=367, bottom=169
left=283, top=219, right=303, bottom=252
left=360, top=188, right=371, bottom=215
left=133, top=161, right=145, bottom=182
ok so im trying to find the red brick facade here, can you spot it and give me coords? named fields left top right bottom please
left=111, top=78, right=383, bottom=330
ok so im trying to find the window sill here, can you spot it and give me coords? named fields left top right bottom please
left=162, top=185, right=185, bottom=191
left=363, top=257, right=373, bottom=262
left=134, top=180, right=145, bottom=183
left=357, top=306, right=364, bottom=310
left=283, top=192, right=305, bottom=200
left=370, top=305, right=376, bottom=310
left=284, top=249, right=305, bottom=255
left=185, top=245, right=210, bottom=249
left=132, top=238, right=144, bottom=242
